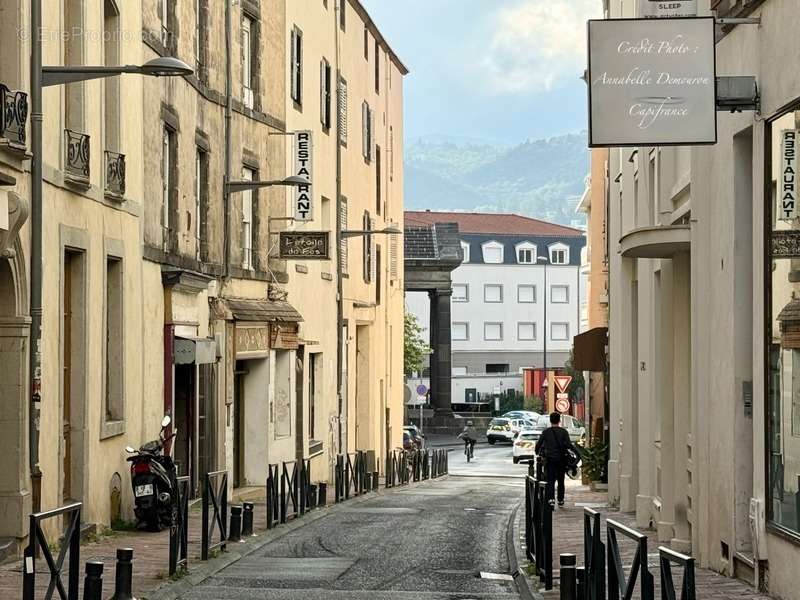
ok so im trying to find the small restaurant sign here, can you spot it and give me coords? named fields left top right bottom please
left=780, top=130, right=799, bottom=222
left=587, top=17, right=717, bottom=147
left=640, top=0, right=697, bottom=18
left=294, top=130, right=313, bottom=221
left=278, top=231, right=330, bottom=260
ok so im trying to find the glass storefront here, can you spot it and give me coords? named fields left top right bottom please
left=768, top=110, right=800, bottom=537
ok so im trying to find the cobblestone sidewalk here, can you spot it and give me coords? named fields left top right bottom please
left=520, top=484, right=775, bottom=600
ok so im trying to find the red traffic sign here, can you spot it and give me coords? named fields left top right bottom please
left=554, top=375, right=572, bottom=394
left=555, top=397, right=571, bottom=413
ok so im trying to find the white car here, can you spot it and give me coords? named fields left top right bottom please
left=486, top=417, right=535, bottom=444
left=512, top=431, right=538, bottom=464
left=527, top=414, right=586, bottom=443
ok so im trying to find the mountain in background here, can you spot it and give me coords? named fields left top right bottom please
left=404, top=132, right=589, bottom=226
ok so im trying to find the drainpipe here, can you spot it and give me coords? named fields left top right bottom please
left=29, top=0, right=43, bottom=513
left=334, top=0, right=344, bottom=455
left=223, top=0, right=233, bottom=278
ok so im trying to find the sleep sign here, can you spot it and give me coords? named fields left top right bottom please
left=640, top=0, right=697, bottom=18
left=587, top=17, right=716, bottom=147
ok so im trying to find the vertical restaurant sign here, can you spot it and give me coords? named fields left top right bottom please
left=780, top=130, right=799, bottom=222
left=588, top=17, right=716, bottom=147
left=640, top=0, right=697, bottom=18
left=294, top=130, right=313, bottom=221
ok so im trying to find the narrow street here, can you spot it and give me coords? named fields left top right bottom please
left=181, top=446, right=526, bottom=600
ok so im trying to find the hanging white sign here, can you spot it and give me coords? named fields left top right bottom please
left=640, top=0, right=697, bottom=18
left=587, top=17, right=717, bottom=147
left=294, top=130, right=313, bottom=221
left=780, top=130, right=799, bottom=222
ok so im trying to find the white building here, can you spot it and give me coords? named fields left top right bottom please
left=405, top=211, right=585, bottom=408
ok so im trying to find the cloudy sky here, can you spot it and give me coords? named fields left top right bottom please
left=362, top=0, right=601, bottom=144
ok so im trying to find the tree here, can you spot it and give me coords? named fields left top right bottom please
left=404, top=312, right=431, bottom=375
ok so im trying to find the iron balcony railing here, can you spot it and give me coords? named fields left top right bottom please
left=65, top=129, right=90, bottom=180
left=105, top=150, right=126, bottom=196
left=0, top=85, right=28, bottom=148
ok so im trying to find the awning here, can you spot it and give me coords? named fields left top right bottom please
left=224, top=298, right=303, bottom=323
left=572, top=327, right=608, bottom=372
left=174, top=336, right=217, bottom=365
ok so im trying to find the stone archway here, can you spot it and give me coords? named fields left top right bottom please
left=0, top=248, right=32, bottom=543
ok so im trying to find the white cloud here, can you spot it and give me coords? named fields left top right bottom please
left=479, top=0, right=601, bottom=95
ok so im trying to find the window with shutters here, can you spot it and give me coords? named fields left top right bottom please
left=161, top=126, right=177, bottom=253
left=242, top=15, right=255, bottom=109
left=389, top=224, right=398, bottom=281
left=362, top=101, right=373, bottom=162
left=241, top=167, right=255, bottom=270
left=338, top=198, right=348, bottom=274
left=551, top=322, right=569, bottom=341
left=195, top=0, right=208, bottom=79
left=375, top=39, right=380, bottom=94
left=551, top=285, right=569, bottom=303
left=195, top=148, right=209, bottom=262
left=339, top=0, right=346, bottom=30
left=320, top=58, right=332, bottom=131
left=389, top=127, right=394, bottom=181
left=290, top=26, right=303, bottom=107
left=376, top=146, right=381, bottom=215
left=338, top=77, right=348, bottom=146
left=363, top=26, right=369, bottom=59
left=363, top=211, right=373, bottom=283
left=159, top=0, right=175, bottom=50
left=376, top=245, right=382, bottom=305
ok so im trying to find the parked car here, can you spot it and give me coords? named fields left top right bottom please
left=526, top=414, right=586, bottom=443
left=503, top=410, right=540, bottom=422
left=512, top=431, right=538, bottom=464
left=404, top=425, right=425, bottom=449
left=487, top=417, right=535, bottom=444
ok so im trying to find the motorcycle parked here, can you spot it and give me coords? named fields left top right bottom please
left=125, top=415, right=178, bottom=531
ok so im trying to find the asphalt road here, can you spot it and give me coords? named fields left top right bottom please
left=181, top=445, right=527, bottom=599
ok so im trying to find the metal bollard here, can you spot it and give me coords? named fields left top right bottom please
left=308, top=484, right=318, bottom=509
left=372, top=471, right=379, bottom=490
left=242, top=502, right=255, bottom=537
left=559, top=554, right=577, bottom=600
left=364, top=473, right=372, bottom=492
left=576, top=566, right=586, bottom=600
left=229, top=505, right=242, bottom=543
left=83, top=561, right=104, bottom=600
left=318, top=482, right=327, bottom=507
left=111, top=548, right=134, bottom=600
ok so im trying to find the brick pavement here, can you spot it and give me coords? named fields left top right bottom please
left=0, top=494, right=268, bottom=599
left=522, top=484, right=774, bottom=600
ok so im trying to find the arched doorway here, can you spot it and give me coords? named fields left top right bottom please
left=0, top=251, right=32, bottom=544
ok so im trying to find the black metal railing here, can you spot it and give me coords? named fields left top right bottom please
left=201, top=470, right=228, bottom=560
left=0, top=85, right=28, bottom=147
left=606, top=519, right=654, bottom=600
left=583, top=507, right=606, bottom=600
left=281, top=461, right=300, bottom=523
left=169, top=476, right=190, bottom=576
left=524, top=477, right=553, bottom=590
left=298, top=458, right=312, bottom=515
left=22, top=501, right=82, bottom=600
left=104, top=150, right=126, bottom=196
left=64, top=129, right=90, bottom=180
left=266, top=463, right=280, bottom=529
left=335, top=454, right=346, bottom=502
left=659, top=547, right=695, bottom=600
left=345, top=452, right=364, bottom=499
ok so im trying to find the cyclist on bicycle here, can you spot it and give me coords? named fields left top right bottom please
left=458, top=421, right=478, bottom=459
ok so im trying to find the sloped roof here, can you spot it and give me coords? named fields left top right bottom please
left=404, top=211, right=583, bottom=237
left=225, top=298, right=303, bottom=322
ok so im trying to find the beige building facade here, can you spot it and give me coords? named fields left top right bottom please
left=0, top=0, right=405, bottom=555
left=604, top=0, right=800, bottom=596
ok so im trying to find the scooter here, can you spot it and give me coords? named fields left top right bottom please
left=125, top=415, right=178, bottom=531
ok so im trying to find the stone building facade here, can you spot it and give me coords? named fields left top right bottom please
left=604, top=0, right=800, bottom=596
left=0, top=0, right=405, bottom=555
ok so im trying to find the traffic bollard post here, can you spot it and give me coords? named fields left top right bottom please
left=111, top=547, right=134, bottom=600
left=576, top=566, right=586, bottom=600
left=559, top=554, right=577, bottom=600
left=318, top=482, right=327, bottom=506
left=229, top=505, right=242, bottom=542
left=242, top=502, right=254, bottom=536
left=82, top=561, right=104, bottom=600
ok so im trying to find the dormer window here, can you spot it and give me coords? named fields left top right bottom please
left=515, top=242, right=537, bottom=264
left=460, top=241, right=470, bottom=263
left=548, top=242, right=569, bottom=265
left=481, top=241, right=504, bottom=264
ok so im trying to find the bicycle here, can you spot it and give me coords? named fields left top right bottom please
left=464, top=439, right=475, bottom=462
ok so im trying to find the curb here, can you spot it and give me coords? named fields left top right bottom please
left=507, top=501, right=544, bottom=600
left=143, top=477, right=446, bottom=600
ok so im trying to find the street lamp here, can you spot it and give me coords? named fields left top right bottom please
left=537, top=255, right=549, bottom=409
left=27, top=0, right=194, bottom=512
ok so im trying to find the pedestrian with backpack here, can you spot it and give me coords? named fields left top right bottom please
left=535, top=412, right=578, bottom=507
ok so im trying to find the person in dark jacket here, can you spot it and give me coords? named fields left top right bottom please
left=535, top=412, right=575, bottom=507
